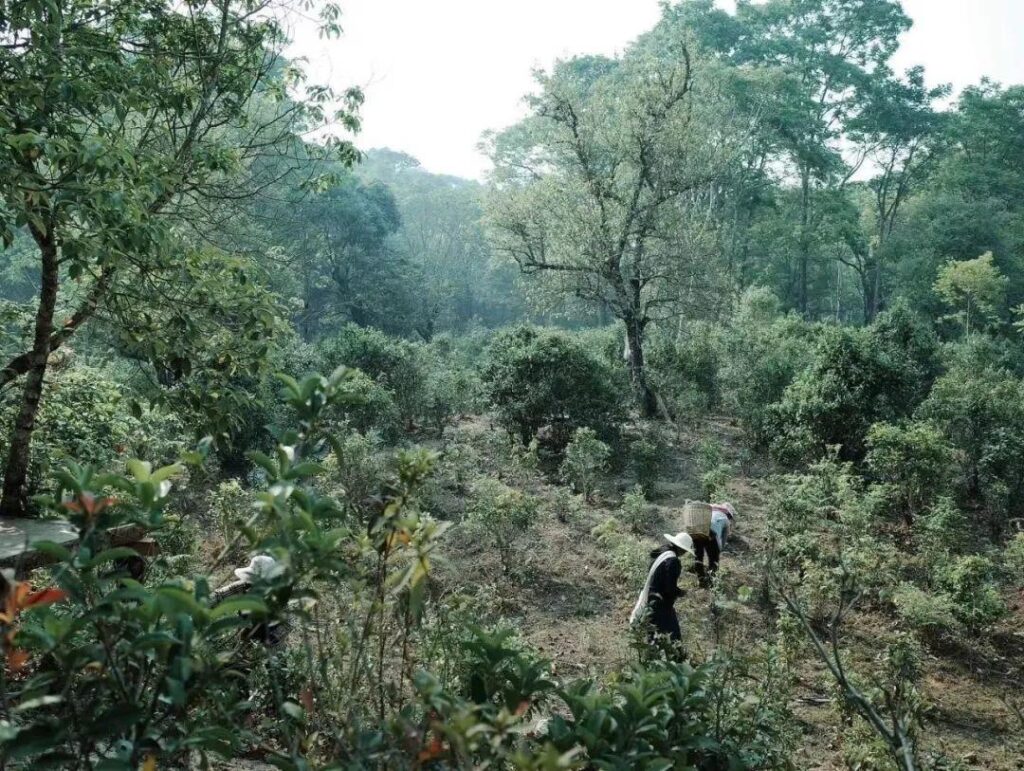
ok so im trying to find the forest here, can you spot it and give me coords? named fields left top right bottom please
left=0, top=0, right=1022, bottom=768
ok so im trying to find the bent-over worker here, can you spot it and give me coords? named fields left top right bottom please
left=691, top=502, right=737, bottom=587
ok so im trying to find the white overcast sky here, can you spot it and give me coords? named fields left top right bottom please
left=287, top=0, right=1024, bottom=179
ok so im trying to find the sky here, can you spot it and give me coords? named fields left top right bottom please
left=287, top=0, right=1024, bottom=180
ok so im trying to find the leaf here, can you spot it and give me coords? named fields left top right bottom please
left=151, top=463, right=184, bottom=484
left=13, top=695, right=63, bottom=713
left=127, top=460, right=152, bottom=481
left=24, top=587, right=67, bottom=609
left=155, top=586, right=206, bottom=620
left=281, top=701, right=305, bottom=722
left=86, top=547, right=139, bottom=568
left=29, top=541, right=72, bottom=562
left=209, top=596, right=267, bottom=620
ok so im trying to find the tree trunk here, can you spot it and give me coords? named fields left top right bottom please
left=624, top=316, right=657, bottom=419
left=798, top=168, right=811, bottom=318
left=1, top=229, right=60, bottom=517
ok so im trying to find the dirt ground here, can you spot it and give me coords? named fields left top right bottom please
left=427, top=414, right=1024, bottom=770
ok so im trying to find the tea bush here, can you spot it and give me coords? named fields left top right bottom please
left=464, top=477, right=540, bottom=575
left=620, top=484, right=652, bottom=533
left=480, top=325, right=624, bottom=450
left=319, top=323, right=426, bottom=429
left=630, top=433, right=664, bottom=498
left=865, top=421, right=955, bottom=525
left=560, top=427, right=611, bottom=501
left=917, top=364, right=1024, bottom=530
left=766, top=306, right=939, bottom=465
left=0, top=364, right=184, bottom=496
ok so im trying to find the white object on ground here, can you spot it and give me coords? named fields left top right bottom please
left=234, top=554, right=281, bottom=582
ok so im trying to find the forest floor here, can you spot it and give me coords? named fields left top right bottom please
left=428, top=413, right=1024, bottom=771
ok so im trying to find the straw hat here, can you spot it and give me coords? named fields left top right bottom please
left=234, top=555, right=281, bottom=582
left=663, top=532, right=696, bottom=556
left=713, top=502, right=738, bottom=521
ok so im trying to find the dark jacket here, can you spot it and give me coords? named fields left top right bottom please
left=646, top=546, right=684, bottom=640
left=647, top=546, right=683, bottom=608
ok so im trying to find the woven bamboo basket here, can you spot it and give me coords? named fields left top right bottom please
left=681, top=500, right=712, bottom=537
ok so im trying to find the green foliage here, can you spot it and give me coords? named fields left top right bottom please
left=208, top=479, right=252, bottom=561
left=0, top=364, right=184, bottom=495
left=697, top=438, right=732, bottom=502
left=648, top=322, right=723, bottom=417
left=892, top=583, right=960, bottom=636
left=720, top=288, right=818, bottom=446
left=1004, top=532, right=1024, bottom=587
left=619, top=484, right=652, bottom=534
left=591, top=516, right=647, bottom=585
left=931, top=554, right=1007, bottom=631
left=560, top=427, right=611, bottom=502
left=319, top=324, right=426, bottom=429
left=865, top=421, right=955, bottom=524
left=546, top=661, right=734, bottom=769
left=423, top=362, right=479, bottom=437
left=464, top=478, right=540, bottom=576
left=629, top=433, right=664, bottom=498
left=767, top=306, right=938, bottom=464
left=481, top=326, right=624, bottom=449
left=918, top=365, right=1024, bottom=526
left=934, top=252, right=1009, bottom=336
left=323, top=429, right=388, bottom=520
left=0, top=368, right=448, bottom=768
left=325, top=368, right=402, bottom=441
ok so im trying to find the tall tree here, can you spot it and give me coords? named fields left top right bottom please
left=486, top=40, right=737, bottom=416
left=670, top=0, right=912, bottom=317
left=845, top=66, right=947, bottom=321
left=0, top=0, right=358, bottom=515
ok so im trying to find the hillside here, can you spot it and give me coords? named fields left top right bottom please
left=424, top=414, right=1024, bottom=770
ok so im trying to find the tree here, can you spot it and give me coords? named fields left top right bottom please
left=0, top=0, right=358, bottom=515
left=672, top=0, right=913, bottom=318
left=485, top=36, right=736, bottom=417
left=934, top=252, right=1008, bottom=337
left=845, top=66, right=948, bottom=321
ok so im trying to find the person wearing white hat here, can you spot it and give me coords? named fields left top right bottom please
left=629, top=532, right=695, bottom=643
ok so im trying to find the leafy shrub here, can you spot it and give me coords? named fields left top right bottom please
left=620, top=484, right=652, bottom=533
left=480, top=325, right=624, bottom=449
left=1004, top=532, right=1024, bottom=587
left=719, top=287, right=818, bottom=446
left=324, top=429, right=388, bottom=519
left=767, top=307, right=937, bottom=465
left=325, top=367, right=402, bottom=441
left=630, top=433, right=664, bottom=498
left=648, top=321, right=722, bottom=417
left=696, top=437, right=732, bottom=501
left=0, top=364, right=184, bottom=496
left=865, top=421, right=955, bottom=525
left=209, top=478, right=252, bottom=560
left=319, top=323, right=426, bottom=428
left=464, top=478, right=539, bottom=575
left=592, top=516, right=647, bottom=584
left=892, top=583, right=960, bottom=635
left=0, top=368, right=449, bottom=769
left=560, top=427, right=611, bottom=501
left=917, top=365, right=1024, bottom=529
left=423, top=364, right=479, bottom=436
left=547, top=661, right=738, bottom=769
left=932, top=554, right=1007, bottom=630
